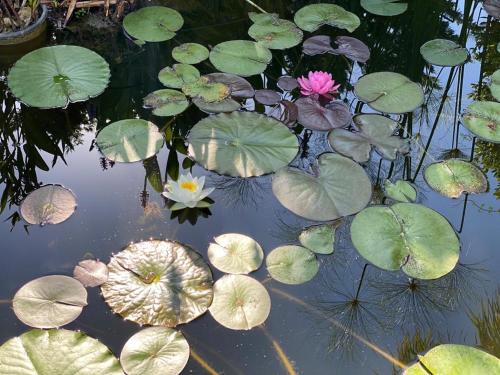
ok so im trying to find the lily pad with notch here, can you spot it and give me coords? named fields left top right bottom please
left=277, top=76, right=299, bottom=91
left=248, top=12, right=303, bottom=50
left=143, top=89, right=189, bottom=117
left=73, top=260, right=109, bottom=288
left=172, top=43, right=209, bottom=64
left=204, top=73, right=255, bottom=98
left=303, top=35, right=335, bottom=56
left=420, top=39, right=468, bottom=67
left=361, top=0, right=408, bottom=16
left=462, top=101, right=500, bottom=143
left=182, top=77, right=230, bottom=103
left=158, top=64, right=200, bottom=89
left=299, top=222, right=341, bottom=255
left=266, top=245, right=319, bottom=284
left=208, top=233, right=264, bottom=274
left=294, top=4, right=360, bottom=33
left=123, top=6, right=184, bottom=43
left=331, top=36, right=370, bottom=63
left=296, top=97, right=352, bottom=131
left=383, top=179, right=417, bottom=202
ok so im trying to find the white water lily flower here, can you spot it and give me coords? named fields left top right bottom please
left=162, top=172, right=214, bottom=209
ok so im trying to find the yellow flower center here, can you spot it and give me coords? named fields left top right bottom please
left=180, top=181, right=198, bottom=192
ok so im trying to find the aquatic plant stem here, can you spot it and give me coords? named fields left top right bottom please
left=259, top=326, right=298, bottom=375
left=245, top=0, right=267, bottom=13
left=190, top=350, right=220, bottom=375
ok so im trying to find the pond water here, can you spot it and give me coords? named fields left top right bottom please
left=0, top=0, right=499, bottom=374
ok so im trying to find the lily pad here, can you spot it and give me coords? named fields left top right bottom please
left=266, top=245, right=319, bottom=285
left=299, top=223, right=340, bottom=255
left=328, top=114, right=409, bottom=163
left=424, top=159, right=488, bottom=198
left=20, top=184, right=77, bottom=226
left=354, top=72, right=424, bottom=114
left=332, top=36, right=370, bottom=63
left=420, top=39, right=468, bottom=67
left=277, top=76, right=299, bottom=91
left=204, top=73, right=255, bottom=98
left=7, top=45, right=110, bottom=109
left=360, top=0, right=408, bottom=16
left=255, top=89, right=281, bottom=105
left=209, top=40, right=272, bottom=77
left=303, top=35, right=335, bottom=56
left=462, top=101, right=500, bottom=143
left=13, top=275, right=88, bottom=328
left=296, top=97, right=352, bottom=131
left=120, top=327, right=190, bottom=375
left=209, top=274, right=271, bottom=330
left=158, top=64, right=200, bottom=89
left=0, top=329, right=123, bottom=375
left=490, top=69, right=500, bottom=101
left=182, top=77, right=230, bottom=102
left=192, top=97, right=241, bottom=113
left=294, top=4, right=361, bottom=33
left=248, top=12, right=303, bottom=50
left=96, top=119, right=164, bottom=163
left=101, top=240, right=213, bottom=327
left=187, top=111, right=299, bottom=177
left=143, top=89, right=189, bottom=117
left=172, top=43, right=209, bottom=64
left=351, top=203, right=460, bottom=279
left=404, top=344, right=500, bottom=375
left=272, top=153, right=372, bottom=221
left=208, top=233, right=264, bottom=274
left=484, top=0, right=500, bottom=19
left=73, top=260, right=109, bottom=287
left=383, top=179, right=417, bottom=202
left=123, top=6, right=184, bottom=42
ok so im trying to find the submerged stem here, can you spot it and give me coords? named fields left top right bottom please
left=245, top=0, right=267, bottom=13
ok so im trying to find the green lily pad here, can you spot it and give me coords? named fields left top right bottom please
left=209, top=274, right=271, bottom=330
left=209, top=40, right=272, bottom=77
left=158, top=64, right=200, bottom=89
left=182, top=77, right=230, bottom=103
left=360, top=0, right=408, bottom=16
left=143, top=89, right=189, bottom=117
left=299, top=223, right=340, bottom=255
left=294, top=4, right=360, bottom=33
left=208, top=233, right=264, bottom=274
left=272, top=153, right=372, bottom=221
left=383, top=179, right=417, bottom=202
left=491, top=70, right=500, bottom=101
left=266, top=245, right=319, bottom=285
left=73, top=259, right=109, bottom=287
left=96, top=119, right=164, bottom=163
left=0, top=329, right=123, bottom=375
left=123, top=6, right=184, bottom=42
left=13, top=275, right=88, bottom=328
left=351, top=203, right=460, bottom=279
left=420, top=39, right=468, bottom=67
left=192, top=97, right=241, bottom=113
left=404, top=344, right=500, bottom=375
left=101, top=240, right=213, bottom=327
left=462, top=101, right=500, bottom=143
left=7, top=45, right=110, bottom=109
left=172, top=43, right=209, bottom=64
left=188, top=111, right=299, bottom=177
left=354, top=72, right=424, bottom=114
left=424, top=159, right=488, bottom=198
left=248, top=12, right=303, bottom=50
left=20, top=184, right=77, bottom=226
left=328, top=114, right=409, bottom=163
left=120, top=327, right=190, bottom=375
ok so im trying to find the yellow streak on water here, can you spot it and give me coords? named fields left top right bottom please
left=191, top=349, right=220, bottom=375
left=260, top=326, right=298, bottom=375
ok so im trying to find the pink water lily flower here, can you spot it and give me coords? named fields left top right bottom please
left=297, top=71, right=341, bottom=98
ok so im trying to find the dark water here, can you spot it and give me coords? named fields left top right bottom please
left=0, top=0, right=499, bottom=374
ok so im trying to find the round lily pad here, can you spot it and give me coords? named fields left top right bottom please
left=266, top=245, right=319, bottom=285
left=354, top=72, right=424, bottom=114
left=484, top=0, right=500, bottom=19
left=490, top=69, right=500, bottom=101
left=383, top=179, right=417, bottom=202
left=277, top=76, right=298, bottom=91
left=73, top=259, right=109, bottom=287
left=351, top=203, right=460, bottom=279
left=248, top=12, right=303, bottom=50
left=7, top=45, right=110, bottom=109
left=255, top=89, right=281, bottom=105
left=123, top=6, right=184, bottom=42
left=303, top=35, right=335, bottom=56
left=158, top=64, right=200, bottom=89
left=404, top=344, right=500, bottom=375
left=462, top=101, right=500, bottom=143
left=209, top=40, right=272, bottom=77
left=172, top=43, right=209, bottom=64
left=182, top=77, right=230, bottom=103
left=296, top=97, right=352, bottom=131
left=20, top=184, right=77, bottom=226
left=120, top=327, right=190, bottom=375
left=424, top=159, right=488, bottom=198
left=299, top=223, right=339, bottom=255
left=294, top=4, right=361, bottom=33
left=101, top=240, right=213, bottom=327
left=143, top=89, right=189, bottom=117
left=13, top=275, right=88, bottom=328
left=192, top=97, right=241, bottom=113
left=272, top=153, right=372, bottom=221
left=209, top=274, right=271, bottom=330
left=188, top=111, right=299, bottom=177
left=96, top=119, right=164, bottom=163
left=204, top=73, right=255, bottom=98
left=420, top=39, right=468, bottom=67
left=0, top=329, right=123, bottom=375
left=360, top=0, right=408, bottom=16
left=332, top=36, right=371, bottom=63
left=208, top=233, right=264, bottom=274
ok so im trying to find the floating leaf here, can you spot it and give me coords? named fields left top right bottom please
left=0, top=329, right=123, bottom=375
left=101, top=240, right=213, bottom=327
left=328, top=114, right=409, bottom=163
left=13, top=275, right=88, bottom=328
left=424, top=159, right=488, bottom=198
left=172, top=43, right=209, bottom=64
left=491, top=69, right=500, bottom=101
left=248, top=12, right=303, bottom=50
left=204, top=73, right=255, bottom=98
left=302, top=35, right=335, bottom=56
left=271, top=100, right=299, bottom=127
left=182, top=77, right=230, bottom=102
left=120, top=327, right=190, bottom=375
left=299, top=223, right=340, bottom=255
left=295, top=97, right=351, bottom=131
left=144, top=156, right=163, bottom=193
left=462, top=101, right=500, bottom=143
left=354, top=72, right=424, bottom=114
left=144, top=89, right=189, bottom=117
left=294, top=4, right=360, bottom=33
left=332, top=36, right=370, bottom=63
left=188, top=111, right=299, bottom=177
left=266, top=245, right=319, bottom=285
left=484, top=0, right=500, bottom=19
left=209, top=274, right=271, bottom=330
left=255, top=89, right=281, bottom=105
left=73, top=260, right=109, bottom=287
left=192, top=97, right=241, bottom=113
left=96, top=119, right=164, bottom=163
left=351, top=203, right=460, bottom=279
left=272, top=153, right=372, bottom=221
left=7, top=45, right=110, bottom=109
left=20, top=185, right=77, bottom=226
left=158, top=64, right=200, bottom=89
left=383, top=179, right=417, bottom=202
left=361, top=0, right=408, bottom=16
left=123, top=6, right=184, bottom=42
left=208, top=233, right=264, bottom=274
left=420, top=39, right=468, bottom=67
left=277, top=76, right=299, bottom=91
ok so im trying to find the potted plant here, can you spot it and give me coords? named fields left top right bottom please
left=0, top=0, right=47, bottom=46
